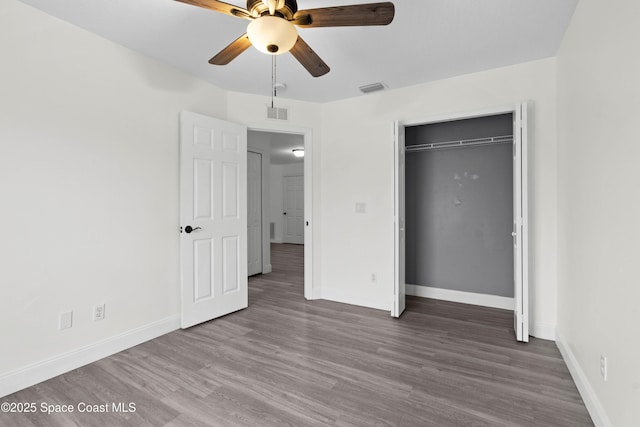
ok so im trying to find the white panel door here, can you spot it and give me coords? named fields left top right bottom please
left=247, top=151, right=262, bottom=276
left=180, top=111, right=248, bottom=329
left=283, top=175, right=304, bottom=244
left=513, top=102, right=529, bottom=342
left=393, top=121, right=406, bottom=317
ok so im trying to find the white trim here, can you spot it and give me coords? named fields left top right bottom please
left=246, top=123, right=314, bottom=300
left=406, top=284, right=514, bottom=310
left=556, top=331, right=612, bottom=427
left=403, top=104, right=524, bottom=127
left=302, top=129, right=313, bottom=300
left=321, top=287, right=390, bottom=312
left=0, top=316, right=180, bottom=398
left=531, top=322, right=556, bottom=341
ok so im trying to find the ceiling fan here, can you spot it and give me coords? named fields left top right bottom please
left=176, top=0, right=395, bottom=77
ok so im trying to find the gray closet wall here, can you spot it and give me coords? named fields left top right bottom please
left=405, top=114, right=514, bottom=297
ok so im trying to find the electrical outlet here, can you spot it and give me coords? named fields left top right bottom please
left=59, top=311, right=73, bottom=330
left=93, top=304, right=106, bottom=321
left=600, top=355, right=608, bottom=381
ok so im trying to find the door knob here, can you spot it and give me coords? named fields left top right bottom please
left=283, top=212, right=287, bottom=215
left=184, top=225, right=202, bottom=234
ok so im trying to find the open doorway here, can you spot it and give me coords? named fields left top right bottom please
left=393, top=103, right=529, bottom=341
left=405, top=114, right=515, bottom=305
left=247, top=128, right=313, bottom=299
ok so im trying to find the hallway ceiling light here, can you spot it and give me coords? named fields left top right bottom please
left=292, top=149, right=304, bottom=158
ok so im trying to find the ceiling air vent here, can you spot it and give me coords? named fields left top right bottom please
left=359, top=82, right=387, bottom=94
left=267, top=106, right=288, bottom=121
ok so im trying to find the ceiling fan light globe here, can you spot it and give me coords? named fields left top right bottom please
left=247, top=16, right=298, bottom=55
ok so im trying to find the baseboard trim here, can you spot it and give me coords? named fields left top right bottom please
left=406, top=284, right=514, bottom=310
left=263, top=264, right=273, bottom=274
left=556, top=331, right=612, bottom=427
left=310, top=288, right=322, bottom=300
left=0, top=315, right=180, bottom=398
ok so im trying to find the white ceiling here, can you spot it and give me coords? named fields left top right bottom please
left=249, top=130, right=304, bottom=165
left=19, top=0, right=578, bottom=103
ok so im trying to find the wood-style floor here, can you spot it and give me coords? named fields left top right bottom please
left=1, top=243, right=592, bottom=426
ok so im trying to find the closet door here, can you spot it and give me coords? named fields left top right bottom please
left=393, top=121, right=406, bottom=317
left=513, top=102, right=529, bottom=342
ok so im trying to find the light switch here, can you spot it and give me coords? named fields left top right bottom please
left=355, top=202, right=366, bottom=213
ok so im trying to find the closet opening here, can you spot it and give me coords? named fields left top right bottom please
left=393, top=104, right=529, bottom=341
left=406, top=114, right=514, bottom=304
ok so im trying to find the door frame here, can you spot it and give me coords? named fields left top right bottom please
left=392, top=102, right=529, bottom=340
left=247, top=123, right=314, bottom=301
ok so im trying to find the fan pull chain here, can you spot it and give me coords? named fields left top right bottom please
left=271, top=54, right=277, bottom=108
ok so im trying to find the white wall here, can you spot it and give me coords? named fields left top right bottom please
left=556, top=0, right=640, bottom=425
left=0, top=0, right=227, bottom=393
left=319, top=59, right=559, bottom=337
left=269, top=163, right=304, bottom=243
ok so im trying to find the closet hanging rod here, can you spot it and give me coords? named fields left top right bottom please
left=406, top=134, right=513, bottom=153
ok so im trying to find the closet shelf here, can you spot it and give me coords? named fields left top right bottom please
left=406, top=134, right=513, bottom=153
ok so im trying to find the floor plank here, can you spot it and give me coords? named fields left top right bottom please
left=1, top=243, right=593, bottom=426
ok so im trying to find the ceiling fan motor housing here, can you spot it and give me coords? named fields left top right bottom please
left=247, top=0, right=297, bottom=19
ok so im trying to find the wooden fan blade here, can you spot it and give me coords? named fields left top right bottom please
left=175, top=0, right=252, bottom=20
left=292, top=2, right=394, bottom=28
left=289, top=37, right=330, bottom=77
left=209, top=34, right=252, bottom=65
